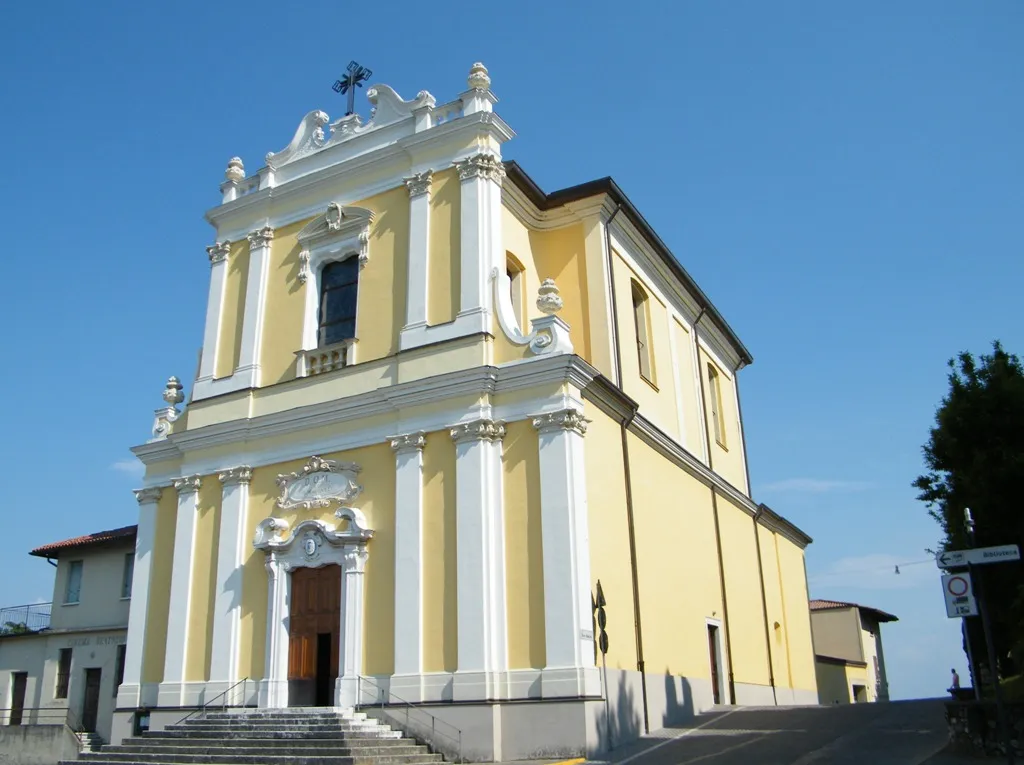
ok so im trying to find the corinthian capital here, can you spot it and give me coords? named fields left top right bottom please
left=173, top=475, right=202, bottom=496
left=403, top=170, right=433, bottom=199
left=532, top=409, right=590, bottom=436
left=450, top=418, right=506, bottom=444
left=133, top=487, right=162, bottom=505
left=247, top=226, right=275, bottom=248
left=390, top=432, right=427, bottom=454
left=219, top=466, right=253, bottom=486
left=454, top=153, right=505, bottom=184
left=206, top=241, right=231, bottom=264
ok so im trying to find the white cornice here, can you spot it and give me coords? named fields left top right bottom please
left=132, top=355, right=595, bottom=468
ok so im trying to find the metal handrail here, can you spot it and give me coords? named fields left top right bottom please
left=356, top=675, right=463, bottom=762
left=173, top=677, right=252, bottom=726
left=0, top=706, right=82, bottom=731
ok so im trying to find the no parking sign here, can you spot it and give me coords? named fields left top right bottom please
left=941, top=572, right=978, bottom=618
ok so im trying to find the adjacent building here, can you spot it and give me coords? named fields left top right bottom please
left=116, top=62, right=818, bottom=759
left=0, top=526, right=135, bottom=744
left=810, top=599, right=897, bottom=704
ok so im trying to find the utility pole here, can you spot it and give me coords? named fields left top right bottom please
left=965, top=508, right=1014, bottom=765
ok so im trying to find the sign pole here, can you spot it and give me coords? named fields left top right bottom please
left=971, top=561, right=1014, bottom=764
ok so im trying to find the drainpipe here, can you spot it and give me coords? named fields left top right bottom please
left=604, top=204, right=650, bottom=734
left=693, top=309, right=736, bottom=705
left=753, top=506, right=779, bottom=705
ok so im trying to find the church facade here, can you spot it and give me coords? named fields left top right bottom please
left=115, top=63, right=818, bottom=759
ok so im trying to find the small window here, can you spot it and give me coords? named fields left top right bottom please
left=631, top=281, right=655, bottom=383
left=122, top=553, right=135, bottom=599
left=55, top=648, right=72, bottom=699
left=708, top=363, right=727, bottom=447
left=114, top=644, right=126, bottom=696
left=64, top=560, right=83, bottom=605
left=506, top=253, right=525, bottom=331
left=318, top=257, right=359, bottom=346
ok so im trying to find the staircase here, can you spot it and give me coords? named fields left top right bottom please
left=62, top=708, right=446, bottom=765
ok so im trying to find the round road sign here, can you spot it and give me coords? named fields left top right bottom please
left=947, top=575, right=970, bottom=597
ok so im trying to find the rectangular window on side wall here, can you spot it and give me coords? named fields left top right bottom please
left=114, top=644, right=126, bottom=696
left=64, top=560, right=83, bottom=605
left=55, top=648, right=72, bottom=699
left=121, top=553, right=135, bottom=599
left=708, top=363, right=727, bottom=447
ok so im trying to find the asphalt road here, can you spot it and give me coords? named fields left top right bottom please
left=588, top=699, right=964, bottom=765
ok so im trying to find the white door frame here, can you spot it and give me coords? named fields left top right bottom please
left=253, top=508, right=373, bottom=709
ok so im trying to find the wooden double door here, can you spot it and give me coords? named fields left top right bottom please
left=288, top=564, right=341, bottom=706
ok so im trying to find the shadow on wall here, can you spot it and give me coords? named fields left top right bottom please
left=593, top=670, right=696, bottom=753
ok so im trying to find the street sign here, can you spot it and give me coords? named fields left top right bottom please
left=942, top=572, right=978, bottom=618
left=935, top=544, right=1020, bottom=570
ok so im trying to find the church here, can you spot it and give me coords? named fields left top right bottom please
left=115, top=62, right=818, bottom=760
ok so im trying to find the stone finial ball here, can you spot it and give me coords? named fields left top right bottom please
left=468, top=62, right=491, bottom=90
left=225, top=157, right=245, bottom=183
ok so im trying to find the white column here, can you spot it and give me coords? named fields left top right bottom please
left=533, top=410, right=600, bottom=698
left=336, top=546, right=368, bottom=708
left=454, top=153, right=505, bottom=319
left=390, top=433, right=426, bottom=698
left=209, top=467, right=251, bottom=690
left=402, top=172, right=432, bottom=332
left=197, top=242, right=231, bottom=384
left=450, top=419, right=507, bottom=700
left=236, top=226, right=274, bottom=387
left=159, top=476, right=201, bottom=706
left=117, top=487, right=162, bottom=709
left=258, top=555, right=291, bottom=708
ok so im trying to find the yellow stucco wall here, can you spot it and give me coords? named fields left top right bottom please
left=757, top=525, right=789, bottom=690
left=775, top=535, right=818, bottom=692
left=185, top=480, right=221, bottom=682
left=629, top=433, right=726, bottom=681
left=503, top=421, right=546, bottom=670
left=216, top=240, right=250, bottom=380
left=422, top=430, right=458, bottom=673
left=583, top=408, right=637, bottom=673
left=698, top=351, right=746, bottom=492
left=428, top=168, right=461, bottom=325
left=815, top=661, right=851, bottom=704
left=611, top=253, right=682, bottom=443
left=717, top=497, right=769, bottom=687
left=142, top=489, right=178, bottom=684
left=258, top=185, right=410, bottom=386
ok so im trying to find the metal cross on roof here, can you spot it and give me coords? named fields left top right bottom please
left=332, top=60, right=373, bottom=116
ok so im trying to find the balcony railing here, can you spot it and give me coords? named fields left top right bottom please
left=295, top=339, right=356, bottom=378
left=0, top=603, right=51, bottom=635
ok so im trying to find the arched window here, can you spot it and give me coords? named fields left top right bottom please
left=631, top=280, right=654, bottom=383
left=506, top=253, right=525, bottom=331
left=707, top=362, right=727, bottom=447
left=318, top=257, right=359, bottom=346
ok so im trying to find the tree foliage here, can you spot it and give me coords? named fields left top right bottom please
left=0, top=621, right=31, bottom=635
left=914, top=341, right=1024, bottom=678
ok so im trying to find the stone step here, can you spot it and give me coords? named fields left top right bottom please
left=72, top=757, right=441, bottom=765
left=165, top=723, right=394, bottom=734
left=101, top=745, right=428, bottom=757
left=122, top=737, right=417, bottom=750
left=143, top=731, right=404, bottom=741
left=206, top=710, right=367, bottom=720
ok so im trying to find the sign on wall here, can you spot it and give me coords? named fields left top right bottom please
left=941, top=572, right=978, bottom=618
left=276, top=456, right=363, bottom=510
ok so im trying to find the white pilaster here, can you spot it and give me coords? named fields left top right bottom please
left=159, top=476, right=201, bottom=707
left=197, top=242, right=231, bottom=384
left=402, top=172, right=432, bottom=333
left=391, top=433, right=426, bottom=696
left=454, top=153, right=505, bottom=319
left=450, top=419, right=507, bottom=700
left=236, top=226, right=274, bottom=387
left=336, top=547, right=368, bottom=708
left=117, top=487, right=162, bottom=709
left=209, top=467, right=251, bottom=689
left=258, top=555, right=291, bottom=709
left=533, top=410, right=600, bottom=698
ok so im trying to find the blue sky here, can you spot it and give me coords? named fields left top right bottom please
left=1, top=1, right=1021, bottom=702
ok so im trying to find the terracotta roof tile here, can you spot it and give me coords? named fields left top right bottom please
left=810, top=598, right=898, bottom=623
left=30, top=525, right=137, bottom=558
